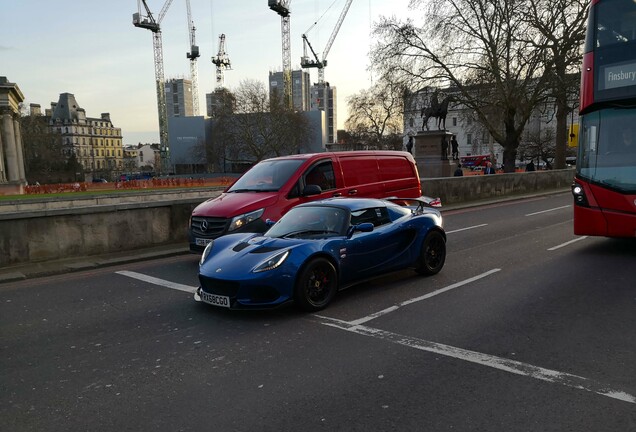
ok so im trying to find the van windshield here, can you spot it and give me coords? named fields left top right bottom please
left=228, top=159, right=305, bottom=192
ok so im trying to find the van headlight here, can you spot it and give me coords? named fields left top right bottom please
left=200, top=241, right=214, bottom=265
left=253, top=250, right=290, bottom=273
left=228, top=208, right=265, bottom=232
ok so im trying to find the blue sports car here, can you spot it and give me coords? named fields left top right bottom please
left=194, top=197, right=446, bottom=311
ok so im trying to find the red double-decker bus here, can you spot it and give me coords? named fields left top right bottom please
left=572, top=0, right=636, bottom=237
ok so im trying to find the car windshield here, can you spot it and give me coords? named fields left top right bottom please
left=228, top=159, right=304, bottom=192
left=266, top=206, right=348, bottom=238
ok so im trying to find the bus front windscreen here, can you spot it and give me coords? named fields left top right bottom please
left=578, top=107, right=636, bottom=193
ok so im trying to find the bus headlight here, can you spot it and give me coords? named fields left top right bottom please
left=571, top=182, right=589, bottom=207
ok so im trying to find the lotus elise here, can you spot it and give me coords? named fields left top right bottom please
left=194, top=197, right=446, bottom=311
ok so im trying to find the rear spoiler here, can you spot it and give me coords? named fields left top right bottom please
left=386, top=196, right=442, bottom=209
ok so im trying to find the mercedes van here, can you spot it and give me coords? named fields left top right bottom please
left=188, top=151, right=423, bottom=252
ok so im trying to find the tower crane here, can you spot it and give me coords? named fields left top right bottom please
left=268, top=0, right=292, bottom=109
left=185, top=0, right=200, bottom=115
left=211, top=34, right=231, bottom=88
left=301, top=0, right=354, bottom=85
left=133, top=0, right=174, bottom=173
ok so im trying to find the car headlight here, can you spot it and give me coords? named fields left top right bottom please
left=200, top=241, right=214, bottom=265
left=228, top=208, right=265, bottom=232
left=253, top=250, right=290, bottom=273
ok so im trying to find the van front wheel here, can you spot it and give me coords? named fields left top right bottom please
left=415, top=230, right=446, bottom=275
left=294, top=258, right=338, bottom=312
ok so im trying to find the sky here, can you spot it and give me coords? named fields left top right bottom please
left=0, top=0, right=411, bottom=145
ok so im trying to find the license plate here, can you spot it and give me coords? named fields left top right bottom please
left=196, top=238, right=212, bottom=247
left=200, top=291, right=230, bottom=308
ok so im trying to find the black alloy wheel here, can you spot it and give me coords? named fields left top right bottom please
left=294, top=257, right=338, bottom=312
left=416, top=230, right=446, bottom=275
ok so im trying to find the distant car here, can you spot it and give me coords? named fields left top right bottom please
left=92, top=178, right=108, bottom=183
left=195, top=197, right=446, bottom=311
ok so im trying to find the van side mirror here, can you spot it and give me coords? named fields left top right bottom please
left=302, top=184, right=322, bottom=196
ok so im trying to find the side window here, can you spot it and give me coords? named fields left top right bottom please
left=350, top=207, right=391, bottom=227
left=304, top=161, right=335, bottom=190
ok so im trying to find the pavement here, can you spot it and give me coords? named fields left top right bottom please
left=0, top=243, right=191, bottom=284
left=0, top=189, right=572, bottom=285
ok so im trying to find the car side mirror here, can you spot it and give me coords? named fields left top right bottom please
left=303, top=184, right=322, bottom=196
left=347, top=222, right=374, bottom=238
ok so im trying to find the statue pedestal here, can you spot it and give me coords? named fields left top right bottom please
left=413, top=130, right=454, bottom=178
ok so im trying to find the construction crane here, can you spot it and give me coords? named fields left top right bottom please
left=185, top=0, right=200, bottom=115
left=133, top=0, right=174, bottom=173
left=301, top=0, right=354, bottom=85
left=211, top=34, right=231, bottom=88
left=268, top=0, right=292, bottom=109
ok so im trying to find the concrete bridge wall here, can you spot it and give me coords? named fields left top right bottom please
left=0, top=170, right=575, bottom=267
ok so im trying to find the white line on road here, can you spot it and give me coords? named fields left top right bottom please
left=548, top=236, right=588, bottom=251
left=317, top=317, right=636, bottom=405
left=115, top=270, right=197, bottom=293
left=319, top=269, right=501, bottom=326
left=525, top=205, right=571, bottom=217
left=446, top=223, right=488, bottom=234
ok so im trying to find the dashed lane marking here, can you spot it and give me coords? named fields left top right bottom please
left=324, top=269, right=501, bottom=326
left=445, top=223, right=488, bottom=234
left=115, top=270, right=197, bottom=293
left=525, top=205, right=571, bottom=217
left=548, top=236, right=588, bottom=251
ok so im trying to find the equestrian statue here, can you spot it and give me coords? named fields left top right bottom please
left=421, top=93, right=454, bottom=131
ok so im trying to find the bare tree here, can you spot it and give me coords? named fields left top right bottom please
left=520, top=0, right=588, bottom=169
left=214, top=79, right=312, bottom=166
left=372, top=0, right=561, bottom=172
left=518, top=127, right=557, bottom=169
left=19, top=107, right=67, bottom=183
left=345, top=79, right=405, bottom=150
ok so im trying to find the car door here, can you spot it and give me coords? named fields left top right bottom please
left=340, top=207, right=416, bottom=283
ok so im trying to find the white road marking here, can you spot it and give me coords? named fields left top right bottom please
left=548, top=236, right=588, bottom=251
left=525, top=205, right=571, bottom=217
left=319, top=269, right=501, bottom=326
left=317, top=317, right=636, bottom=405
left=115, top=270, right=197, bottom=293
left=446, top=223, right=488, bottom=234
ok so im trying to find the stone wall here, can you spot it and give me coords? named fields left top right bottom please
left=0, top=170, right=575, bottom=267
left=421, top=169, right=574, bottom=205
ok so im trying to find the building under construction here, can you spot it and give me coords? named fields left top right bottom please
left=165, top=78, right=194, bottom=118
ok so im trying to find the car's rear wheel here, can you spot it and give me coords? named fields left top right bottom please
left=415, top=230, right=446, bottom=275
left=294, top=258, right=338, bottom=312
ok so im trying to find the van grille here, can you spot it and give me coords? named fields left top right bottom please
left=191, top=216, right=228, bottom=239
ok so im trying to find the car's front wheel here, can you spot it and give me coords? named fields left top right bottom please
left=294, top=258, right=338, bottom=312
left=415, top=230, right=446, bottom=275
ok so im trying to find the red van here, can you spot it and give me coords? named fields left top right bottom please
left=188, top=151, right=423, bottom=252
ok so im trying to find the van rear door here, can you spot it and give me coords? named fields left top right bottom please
left=377, top=155, right=421, bottom=197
